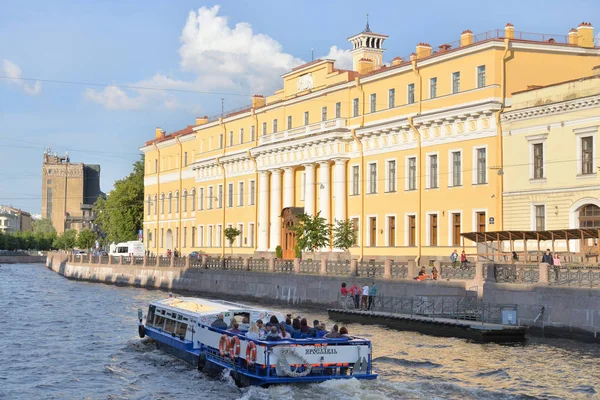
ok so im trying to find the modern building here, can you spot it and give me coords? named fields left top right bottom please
left=41, top=150, right=103, bottom=234
left=140, top=22, right=600, bottom=260
left=502, top=70, right=600, bottom=254
left=0, top=206, right=33, bottom=234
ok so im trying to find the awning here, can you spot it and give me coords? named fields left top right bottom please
left=461, top=228, right=600, bottom=243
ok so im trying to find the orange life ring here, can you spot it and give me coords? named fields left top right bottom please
left=245, top=341, right=257, bottom=365
left=219, top=334, right=230, bottom=356
left=229, top=335, right=241, bottom=359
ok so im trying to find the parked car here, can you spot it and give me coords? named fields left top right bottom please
left=189, top=251, right=202, bottom=258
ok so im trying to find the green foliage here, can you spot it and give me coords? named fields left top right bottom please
left=275, top=245, right=283, bottom=259
left=224, top=227, right=241, bottom=254
left=0, top=229, right=56, bottom=251
left=290, top=212, right=331, bottom=253
left=32, top=218, right=56, bottom=236
left=333, top=219, right=357, bottom=252
left=76, top=229, right=96, bottom=251
left=294, top=244, right=301, bottom=259
left=94, top=156, right=144, bottom=243
left=53, top=229, right=77, bottom=251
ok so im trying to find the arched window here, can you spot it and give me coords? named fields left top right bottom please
left=146, top=195, right=151, bottom=216
left=190, top=188, right=196, bottom=212
left=579, top=204, right=600, bottom=228
left=168, top=192, right=172, bottom=214
left=182, top=190, right=188, bottom=212
left=160, top=193, right=165, bottom=214
left=174, top=191, right=179, bottom=213
left=153, top=195, right=157, bottom=215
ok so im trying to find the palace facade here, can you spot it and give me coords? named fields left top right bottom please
left=141, top=22, right=600, bottom=260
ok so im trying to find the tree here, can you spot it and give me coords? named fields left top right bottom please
left=224, top=227, right=241, bottom=255
left=76, top=229, right=96, bottom=252
left=33, top=218, right=56, bottom=236
left=291, top=212, right=331, bottom=253
left=94, top=156, right=144, bottom=243
left=54, top=229, right=77, bottom=251
left=333, top=219, right=357, bottom=258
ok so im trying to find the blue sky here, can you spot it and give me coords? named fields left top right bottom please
left=1, top=0, right=599, bottom=214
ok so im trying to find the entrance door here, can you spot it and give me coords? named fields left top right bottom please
left=281, top=208, right=298, bottom=260
left=166, top=229, right=173, bottom=251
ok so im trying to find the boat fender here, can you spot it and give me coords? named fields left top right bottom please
left=197, top=352, right=207, bottom=371
left=138, top=325, right=146, bottom=338
left=245, top=341, right=257, bottom=365
left=229, top=336, right=241, bottom=359
left=219, top=334, right=230, bottom=356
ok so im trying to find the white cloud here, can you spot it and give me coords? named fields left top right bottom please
left=1, top=59, right=42, bottom=96
left=322, top=45, right=353, bottom=70
left=84, top=85, right=145, bottom=110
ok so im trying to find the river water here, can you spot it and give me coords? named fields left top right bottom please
left=1, top=263, right=598, bottom=400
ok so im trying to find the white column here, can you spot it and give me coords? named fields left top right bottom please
left=283, top=167, right=295, bottom=208
left=334, top=159, right=347, bottom=223
left=269, top=169, right=282, bottom=252
left=257, top=171, right=270, bottom=251
left=304, top=163, right=315, bottom=216
left=319, top=161, right=331, bottom=224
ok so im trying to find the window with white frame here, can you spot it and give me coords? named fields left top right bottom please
left=287, top=115, right=292, bottom=130
left=190, top=188, right=196, bottom=211
left=353, top=98, right=359, bottom=117
left=428, top=154, right=438, bottom=188
left=386, top=160, right=396, bottom=192
left=238, top=224, right=244, bottom=247
left=249, top=223, right=255, bottom=248
left=452, top=71, right=460, bottom=94
left=388, top=88, right=395, bottom=108
left=219, top=134, right=223, bottom=149
left=582, top=136, right=594, bottom=175
left=199, top=226, right=204, bottom=247
left=239, top=128, right=244, bottom=144
left=534, top=205, right=545, bottom=231
left=199, top=188, right=204, bottom=210
left=335, top=102, right=341, bottom=118
left=321, top=106, right=327, bottom=121
left=304, top=111, right=309, bottom=125
left=407, top=83, right=415, bottom=104
left=368, top=163, right=377, bottom=194
left=249, top=180, right=255, bottom=206
left=477, top=65, right=486, bottom=88
left=370, top=93, right=376, bottom=113
left=407, top=157, right=417, bottom=190
left=238, top=182, right=244, bottom=206
left=228, top=131, right=233, bottom=146
left=352, top=165, right=360, bottom=195
left=250, top=126, right=255, bottom=141
left=533, top=143, right=544, bottom=179
left=207, top=225, right=213, bottom=247
left=430, top=77, right=437, bottom=99
left=208, top=187, right=213, bottom=209
left=227, top=183, right=234, bottom=208
left=217, top=185, right=223, bottom=208
left=272, top=119, right=278, bottom=133
left=451, top=151, right=462, bottom=186
left=216, top=225, right=222, bottom=247
left=262, top=122, right=267, bottom=135
left=475, top=147, right=487, bottom=184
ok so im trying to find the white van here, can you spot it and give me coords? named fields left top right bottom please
left=109, top=241, right=144, bottom=257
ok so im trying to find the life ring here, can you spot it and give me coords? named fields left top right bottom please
left=219, top=335, right=230, bottom=356
left=245, top=341, right=257, bottom=365
left=229, top=336, right=241, bottom=359
left=138, top=325, right=146, bottom=338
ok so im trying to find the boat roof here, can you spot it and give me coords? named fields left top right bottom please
left=151, top=297, right=278, bottom=317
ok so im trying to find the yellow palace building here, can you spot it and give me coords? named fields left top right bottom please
left=140, top=22, right=600, bottom=261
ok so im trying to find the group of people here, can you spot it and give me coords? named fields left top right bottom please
left=210, top=313, right=351, bottom=341
left=541, top=249, right=561, bottom=266
left=414, top=265, right=438, bottom=281
left=450, top=249, right=468, bottom=268
left=340, top=281, right=377, bottom=310
left=164, top=248, right=179, bottom=258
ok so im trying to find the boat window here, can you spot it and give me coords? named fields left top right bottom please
left=164, top=318, right=176, bottom=333
left=154, top=315, right=165, bottom=329
left=175, top=322, right=187, bottom=337
left=176, top=314, right=183, bottom=321
left=147, top=305, right=156, bottom=325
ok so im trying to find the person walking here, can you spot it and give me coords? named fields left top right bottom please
left=360, top=283, right=369, bottom=310
left=552, top=252, right=561, bottom=282
left=368, top=282, right=377, bottom=310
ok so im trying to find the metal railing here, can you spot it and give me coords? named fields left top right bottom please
left=206, top=257, right=223, bottom=269
left=158, top=256, right=170, bottom=267
left=274, top=259, right=294, bottom=273
left=548, top=265, right=600, bottom=287
left=173, top=257, right=186, bottom=267
left=390, top=262, right=408, bottom=279
left=248, top=258, right=269, bottom=272
left=134, top=256, right=144, bottom=265
left=356, top=260, right=384, bottom=278
left=224, top=257, right=244, bottom=270
left=440, top=263, right=476, bottom=280
left=299, top=259, right=320, bottom=274
left=189, top=256, right=202, bottom=268
left=146, top=256, right=157, bottom=266
left=326, top=260, right=350, bottom=276
left=495, top=264, right=539, bottom=283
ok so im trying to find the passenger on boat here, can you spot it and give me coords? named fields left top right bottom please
left=265, top=315, right=280, bottom=329
left=256, top=319, right=265, bottom=337
left=339, top=326, right=350, bottom=337
left=265, top=326, right=281, bottom=341
left=245, top=323, right=260, bottom=340
left=325, top=324, right=342, bottom=338
left=279, top=323, right=291, bottom=339
left=315, top=323, right=328, bottom=338
left=211, top=313, right=228, bottom=329
left=228, top=321, right=241, bottom=334
left=284, top=317, right=295, bottom=335
left=299, top=318, right=310, bottom=333
left=308, top=320, right=320, bottom=337
left=239, top=316, right=250, bottom=331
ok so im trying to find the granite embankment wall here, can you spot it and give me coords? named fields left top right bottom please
left=46, top=253, right=471, bottom=307
left=0, top=255, right=45, bottom=264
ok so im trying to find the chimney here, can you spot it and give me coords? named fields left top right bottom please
left=409, top=53, right=417, bottom=62
left=251, top=95, right=265, bottom=109
left=195, top=116, right=208, bottom=125
left=577, top=22, right=594, bottom=48
left=155, top=127, right=165, bottom=139
left=391, top=56, right=403, bottom=66
left=504, top=23, right=515, bottom=39
left=357, top=57, right=374, bottom=74
left=568, top=28, right=578, bottom=45
left=460, top=30, right=474, bottom=47
left=438, top=44, right=452, bottom=52
left=416, top=43, right=432, bottom=59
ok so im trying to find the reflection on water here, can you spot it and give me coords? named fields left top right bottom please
left=0, top=264, right=598, bottom=399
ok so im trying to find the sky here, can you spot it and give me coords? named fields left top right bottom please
left=1, top=0, right=599, bottom=215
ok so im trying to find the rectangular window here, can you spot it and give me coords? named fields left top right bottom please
left=208, top=187, right=213, bottom=209
left=287, top=115, right=292, bottom=130
left=183, top=227, right=187, bottom=248
left=369, top=217, right=377, bottom=247
left=199, top=188, right=204, bottom=211
left=160, top=228, right=164, bottom=248
left=430, top=77, right=437, bottom=99
left=238, top=224, right=244, bottom=247
left=452, top=72, right=460, bottom=94
left=199, top=226, right=204, bottom=247
left=335, top=102, right=341, bottom=118
left=262, top=122, right=267, bottom=136
left=477, top=212, right=486, bottom=233
left=216, top=225, right=222, bottom=247
left=239, top=128, right=244, bottom=144
left=582, top=137, right=594, bottom=175
left=154, top=159, right=158, bottom=173
left=304, top=111, right=309, bottom=125
left=249, top=180, right=256, bottom=206
left=452, top=213, right=461, bottom=246
left=272, top=119, right=278, bottom=133
left=408, top=83, right=415, bottom=104
left=321, top=106, right=327, bottom=121
left=429, top=155, right=438, bottom=188
left=219, top=134, right=223, bottom=149
left=228, top=130, right=233, bottom=146
left=248, top=223, right=255, bottom=248
left=408, top=157, right=417, bottom=190
left=250, top=126, right=255, bottom=141
left=208, top=226, right=213, bottom=247
left=452, top=152, right=462, bottom=186
left=430, top=214, right=438, bottom=246
left=184, top=152, right=188, bottom=167
left=408, top=215, right=416, bottom=246
left=388, top=216, right=396, bottom=247
left=535, top=205, right=545, bottom=231
left=239, top=182, right=244, bottom=206
left=370, top=93, right=376, bottom=113
left=369, top=163, right=377, bottom=194
left=477, top=65, right=486, bottom=88
left=388, top=88, right=395, bottom=108
left=227, top=183, right=233, bottom=208
left=353, top=98, right=359, bottom=117
left=476, top=148, right=487, bottom=184
left=352, top=166, right=359, bottom=195
left=533, top=143, right=544, bottom=179
left=387, top=160, right=396, bottom=192
left=191, top=227, right=195, bottom=248
left=217, top=185, right=223, bottom=208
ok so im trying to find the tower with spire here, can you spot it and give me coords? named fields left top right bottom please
left=347, top=14, right=389, bottom=73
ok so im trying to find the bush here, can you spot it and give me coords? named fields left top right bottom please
left=294, top=244, right=301, bottom=259
left=275, top=245, right=283, bottom=259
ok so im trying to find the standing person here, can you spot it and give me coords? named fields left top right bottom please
left=360, top=283, right=369, bottom=310
left=460, top=250, right=467, bottom=269
left=353, top=281, right=361, bottom=309
left=368, top=282, right=377, bottom=310
left=450, top=249, right=458, bottom=266
left=542, top=249, right=553, bottom=265
left=431, top=266, right=439, bottom=280
left=552, top=252, right=561, bottom=282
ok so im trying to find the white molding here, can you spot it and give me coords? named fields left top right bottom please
left=503, top=93, right=600, bottom=122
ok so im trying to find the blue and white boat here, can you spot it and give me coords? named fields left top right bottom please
left=137, top=297, right=377, bottom=386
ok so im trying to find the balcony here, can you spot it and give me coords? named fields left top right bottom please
left=258, top=118, right=347, bottom=146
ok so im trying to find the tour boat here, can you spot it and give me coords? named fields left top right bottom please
left=137, top=297, right=377, bottom=386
